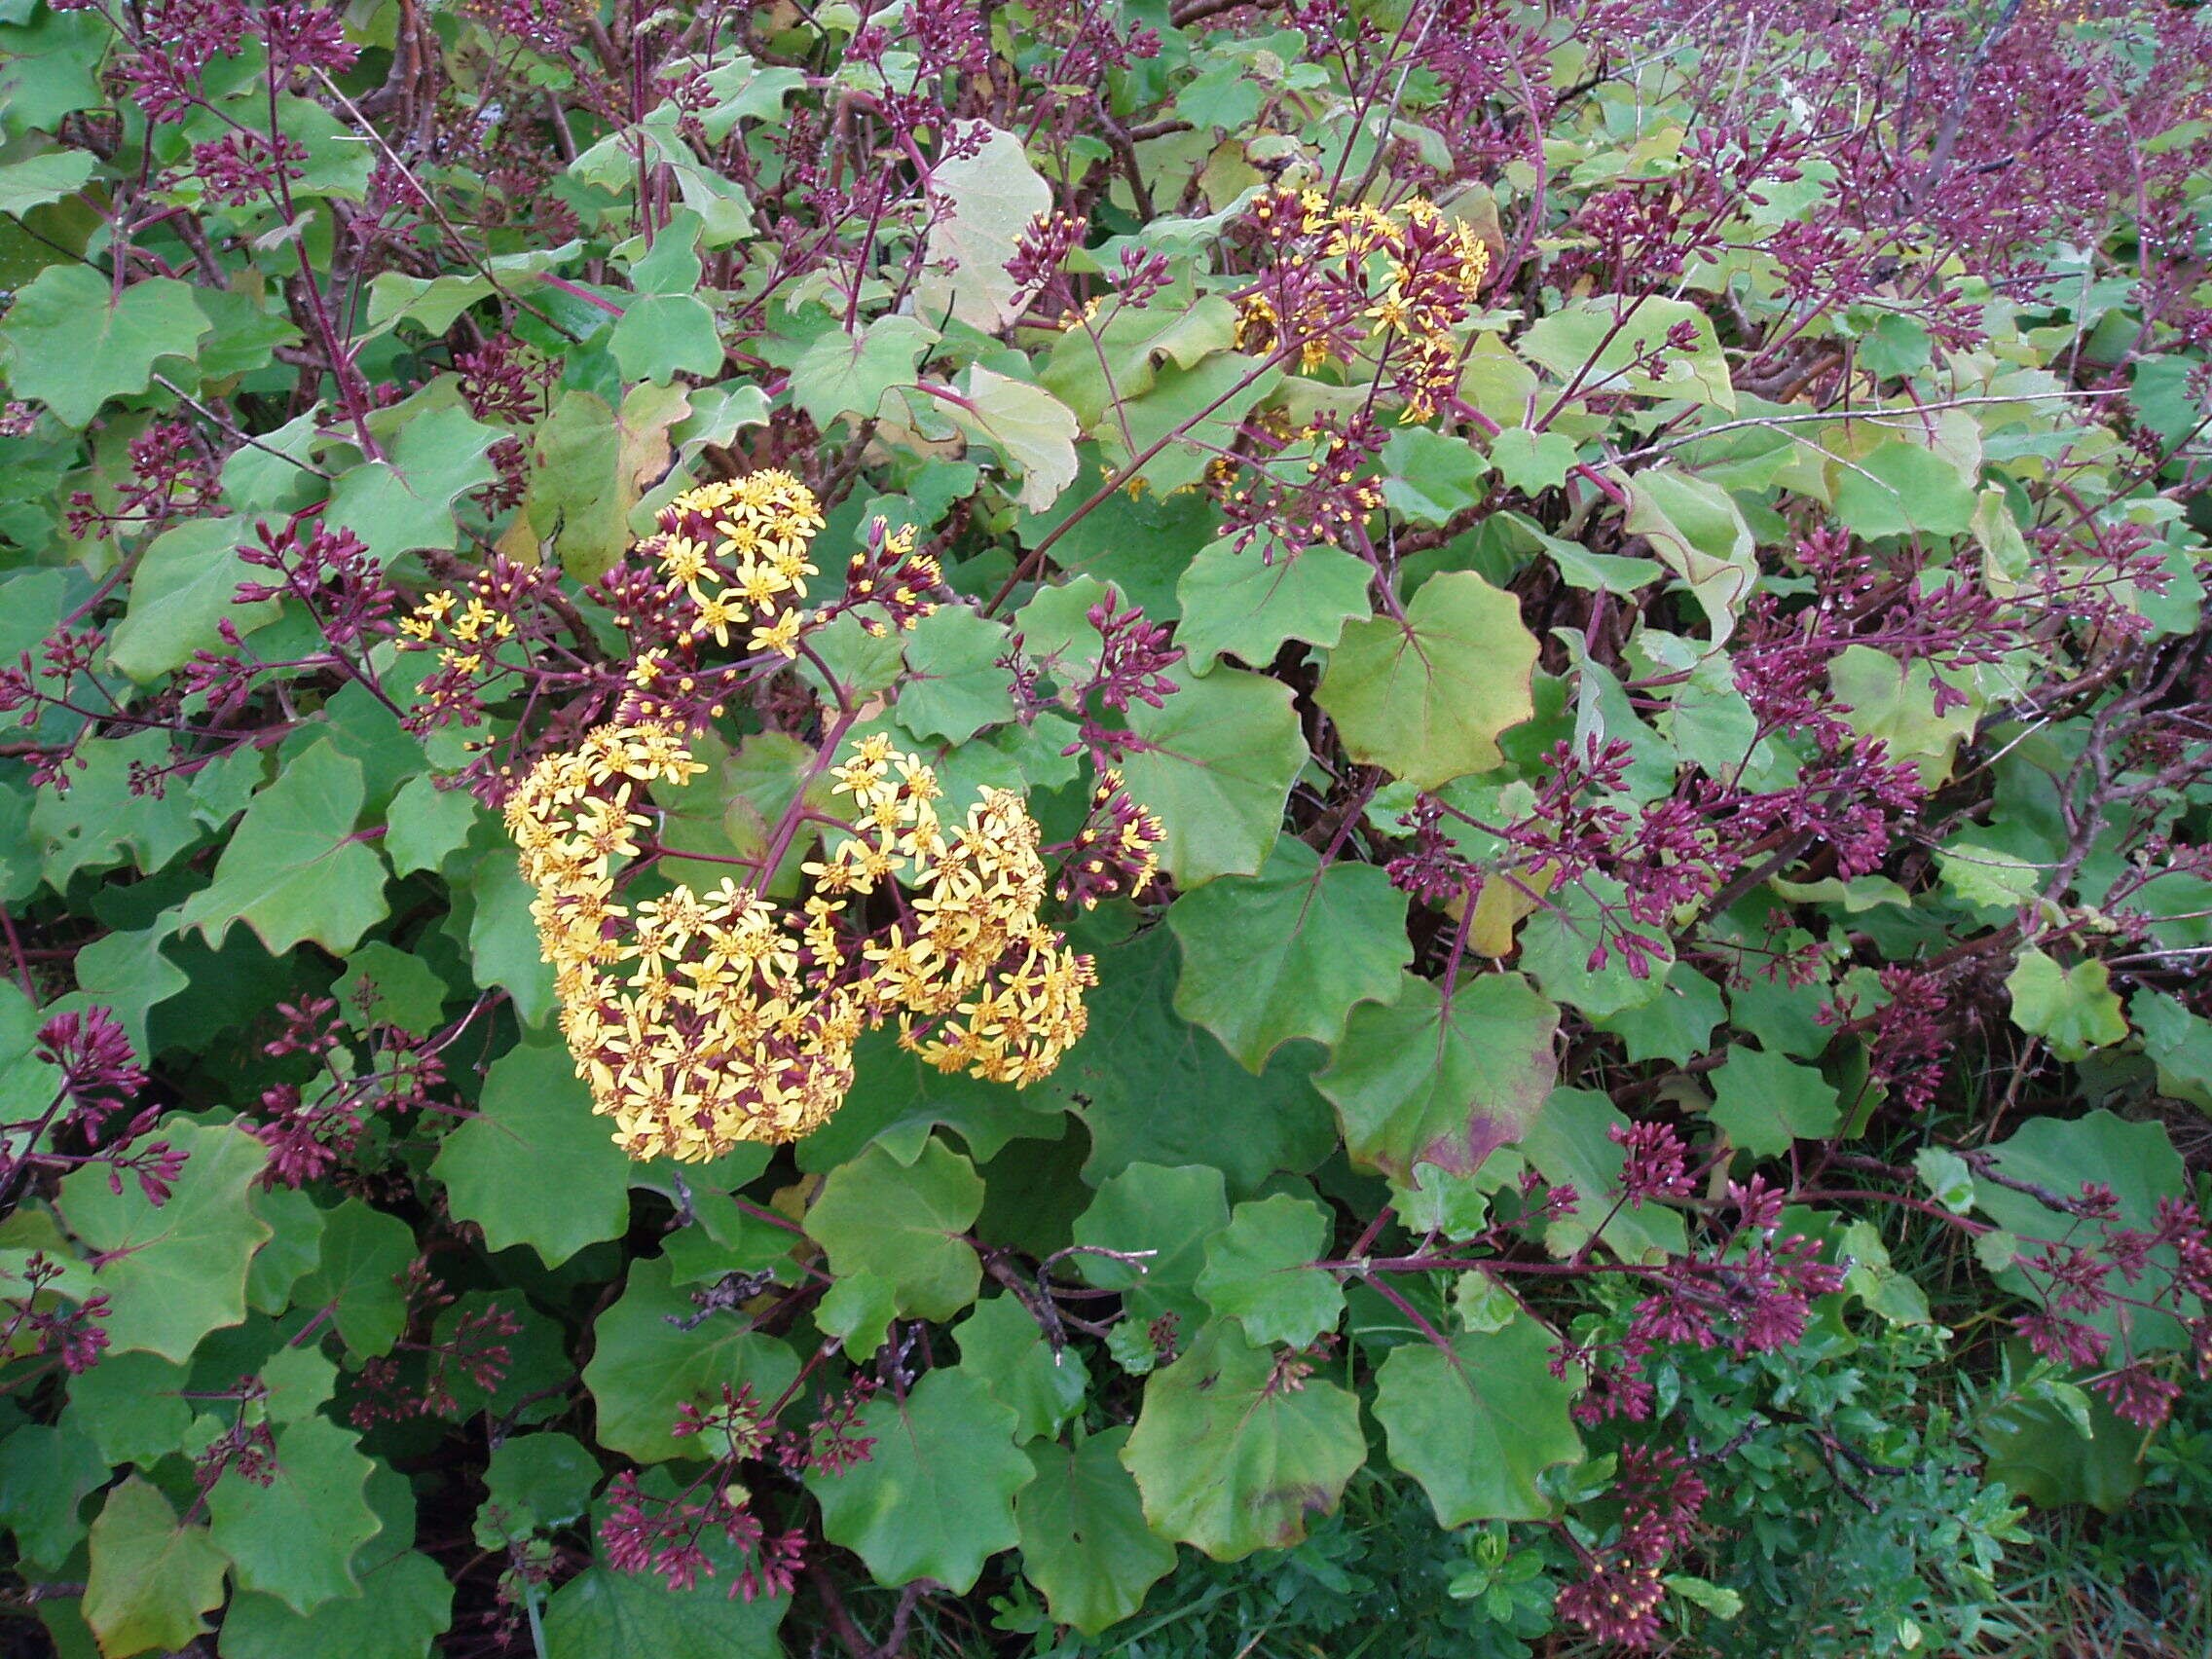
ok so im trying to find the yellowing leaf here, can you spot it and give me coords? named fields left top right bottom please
left=1315, top=572, right=1539, bottom=791
left=916, top=124, right=1051, bottom=332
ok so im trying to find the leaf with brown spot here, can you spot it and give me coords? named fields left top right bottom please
left=1313, top=971, right=1559, bottom=1187
left=1120, top=1322, right=1365, bottom=1561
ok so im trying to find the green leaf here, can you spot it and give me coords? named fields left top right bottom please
left=83, top=1477, right=229, bottom=1659
left=790, top=314, right=936, bottom=429
left=544, top=1564, right=785, bottom=1659
left=1517, top=296, right=1734, bottom=412
left=244, top=1185, right=327, bottom=1314
left=1489, top=427, right=1579, bottom=493
left=1619, top=467, right=1755, bottom=642
left=1982, top=1370, right=2143, bottom=1514
left=431, top=1039, right=632, bottom=1267
left=689, top=55, right=806, bottom=138
left=332, top=940, right=448, bottom=1034
left=609, top=292, right=724, bottom=383
left=1109, top=350, right=1285, bottom=498
left=0, top=10, right=106, bottom=138
left=291, top=1198, right=416, bottom=1358
left=941, top=367, right=1081, bottom=514
left=1168, top=835, right=1409, bottom=1071
left=1175, top=534, right=1373, bottom=672
left=815, top=1269, right=898, bottom=1360
left=1121, top=1321, right=1366, bottom=1561
left=1120, top=663, right=1305, bottom=886
left=324, top=403, right=500, bottom=566
left=953, top=1294, right=1088, bottom=1442
left=1973, top=1111, right=2188, bottom=1352
left=1315, top=571, right=1539, bottom=790
left=107, top=515, right=282, bottom=682
left=175, top=740, right=389, bottom=956
left=806, top=1366, right=1033, bottom=1593
left=28, top=728, right=225, bottom=881
left=60, top=1350, right=191, bottom=1467
left=60, top=1118, right=273, bottom=1362
left=216, top=1549, right=454, bottom=1659
left=0, top=147, right=92, bottom=215
left=1590, top=962, right=1724, bottom=1064
left=1379, top=426, right=1491, bottom=526
left=1834, top=1216, right=1931, bottom=1326
left=465, top=850, right=556, bottom=1029
left=0, top=981, right=57, bottom=1128
left=1015, top=1428, right=1177, bottom=1636
left=807, top=1136, right=985, bottom=1321
left=480, top=1432, right=600, bottom=1543
left=1936, top=840, right=2043, bottom=909
left=1041, top=295, right=1238, bottom=427
left=1706, top=1044, right=1840, bottom=1159
left=1831, top=440, right=1977, bottom=538
left=583, top=1256, right=801, bottom=1462
left=0, top=266, right=210, bottom=427
left=502, top=388, right=636, bottom=581
left=1516, top=873, right=1674, bottom=1020
left=1828, top=645, right=1978, bottom=789
left=1855, top=312, right=1933, bottom=379
left=2135, top=988, right=2212, bottom=1109
left=258, top=1342, right=338, bottom=1424
left=0, top=1419, right=106, bottom=1567
left=1315, top=972, right=1558, bottom=1188
left=385, top=774, right=479, bottom=877
left=1373, top=1313, right=1584, bottom=1525
left=1196, top=1193, right=1344, bottom=1347
left=363, top=248, right=576, bottom=336
left=1663, top=1573, right=1746, bottom=1620
left=1045, top=926, right=1336, bottom=1197
left=1072, top=1161, right=1229, bottom=1335
left=1912, top=1147, right=1978, bottom=1215
left=2005, top=948, right=2128, bottom=1061
left=891, top=606, right=1017, bottom=743
left=208, top=1416, right=381, bottom=1616
left=1518, top=1088, right=1687, bottom=1262
left=71, top=925, right=189, bottom=1059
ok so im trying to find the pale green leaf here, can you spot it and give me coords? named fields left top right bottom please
left=807, top=1137, right=985, bottom=1321
left=84, top=1477, right=228, bottom=1658
left=1316, top=571, right=1538, bottom=790
left=1120, top=663, right=1305, bottom=886
left=1175, top=535, right=1372, bottom=673
left=207, top=1416, right=382, bottom=1616
left=1195, top=1192, right=1344, bottom=1347
left=1315, top=972, right=1558, bottom=1188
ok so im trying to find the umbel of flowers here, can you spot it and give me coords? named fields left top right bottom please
left=415, top=471, right=1152, bottom=1161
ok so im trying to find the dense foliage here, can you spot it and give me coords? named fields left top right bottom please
left=0, top=0, right=2208, bottom=1653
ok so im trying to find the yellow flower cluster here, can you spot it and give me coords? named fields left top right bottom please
left=825, top=736, right=1097, bottom=1086
left=398, top=583, right=515, bottom=678
left=645, top=468, right=826, bottom=665
left=1235, top=189, right=1492, bottom=421
left=1060, top=769, right=1164, bottom=908
left=504, top=723, right=1095, bottom=1161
